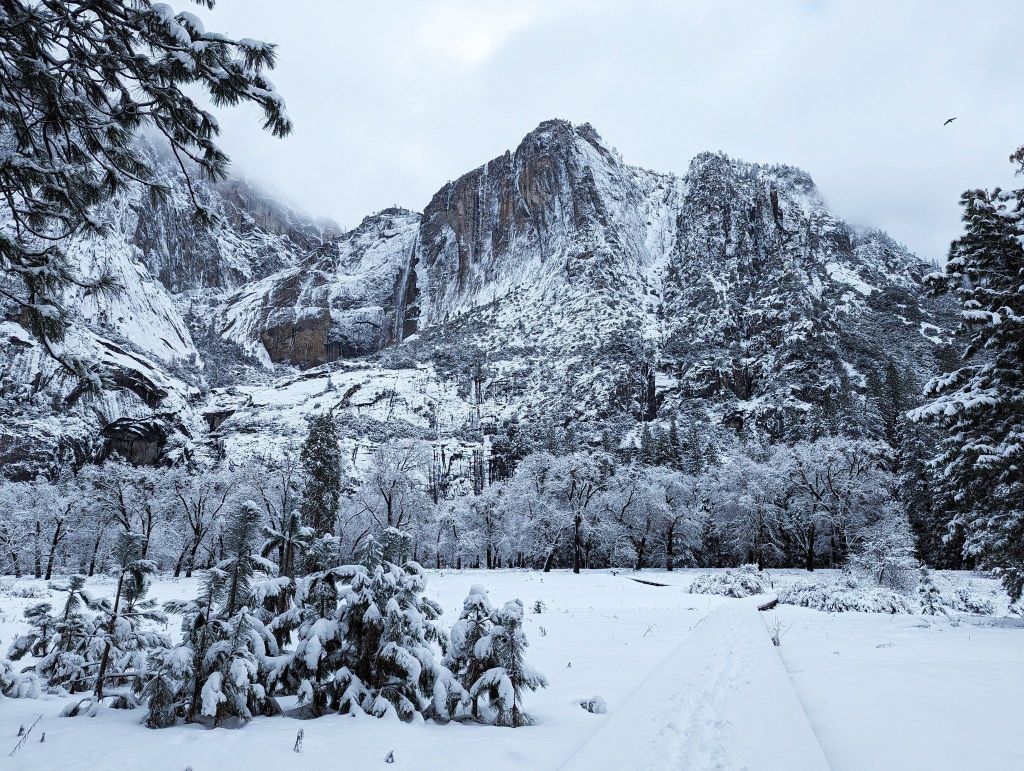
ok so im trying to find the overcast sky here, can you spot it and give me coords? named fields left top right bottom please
left=202, top=0, right=1022, bottom=262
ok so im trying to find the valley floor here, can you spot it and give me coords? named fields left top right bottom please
left=0, top=570, right=1019, bottom=770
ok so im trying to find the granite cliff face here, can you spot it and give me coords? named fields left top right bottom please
left=220, top=208, right=420, bottom=367
left=0, top=120, right=953, bottom=476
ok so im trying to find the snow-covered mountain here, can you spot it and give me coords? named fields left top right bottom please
left=0, top=120, right=953, bottom=478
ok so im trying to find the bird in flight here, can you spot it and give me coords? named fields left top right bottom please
left=944, top=117, right=957, bottom=126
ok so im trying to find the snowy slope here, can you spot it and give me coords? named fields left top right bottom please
left=1, top=120, right=955, bottom=477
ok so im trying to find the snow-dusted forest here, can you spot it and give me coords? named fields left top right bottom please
left=2, top=1, right=1023, bottom=769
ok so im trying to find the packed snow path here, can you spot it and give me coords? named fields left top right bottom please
left=560, top=597, right=830, bottom=771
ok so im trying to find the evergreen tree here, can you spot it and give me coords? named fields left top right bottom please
left=910, top=180, right=1024, bottom=599
left=638, top=425, right=656, bottom=465
left=666, top=417, right=684, bottom=470
left=1, top=657, right=41, bottom=699
left=284, top=560, right=462, bottom=722
left=93, top=532, right=164, bottom=702
left=142, top=648, right=189, bottom=728
left=7, top=576, right=94, bottom=693
left=469, top=600, right=547, bottom=727
left=156, top=501, right=280, bottom=727
left=443, top=585, right=495, bottom=718
left=260, top=510, right=312, bottom=647
left=300, top=414, right=344, bottom=536
left=333, top=561, right=462, bottom=721
left=917, top=567, right=945, bottom=616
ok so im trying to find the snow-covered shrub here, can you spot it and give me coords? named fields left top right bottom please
left=0, top=582, right=48, bottom=599
left=946, top=585, right=996, bottom=616
left=469, top=600, right=547, bottom=727
left=1, top=659, right=41, bottom=699
left=283, top=558, right=463, bottom=723
left=777, top=576, right=914, bottom=614
left=578, top=695, right=607, bottom=714
left=917, top=567, right=946, bottom=616
left=689, top=565, right=768, bottom=598
left=335, top=561, right=463, bottom=721
left=444, top=585, right=494, bottom=719
left=849, top=509, right=918, bottom=591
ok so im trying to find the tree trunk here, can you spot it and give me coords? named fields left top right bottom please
left=173, top=542, right=189, bottom=578
left=634, top=538, right=646, bottom=571
left=33, top=520, right=42, bottom=578
left=805, top=527, right=816, bottom=571
left=87, top=530, right=103, bottom=577
left=94, top=571, right=125, bottom=700
left=666, top=525, right=675, bottom=571
left=572, top=514, right=582, bottom=574
left=543, top=549, right=556, bottom=572
left=45, top=521, right=64, bottom=580
left=185, top=536, right=203, bottom=578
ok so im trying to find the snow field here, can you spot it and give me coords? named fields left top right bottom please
left=563, top=596, right=829, bottom=771
left=0, top=571, right=719, bottom=770
left=772, top=605, right=1024, bottom=770
left=1, top=569, right=1020, bottom=770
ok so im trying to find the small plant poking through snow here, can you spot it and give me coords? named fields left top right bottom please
left=765, top=615, right=791, bottom=647
left=532, top=600, right=546, bottom=614
left=689, top=565, right=769, bottom=598
left=578, top=695, right=607, bottom=714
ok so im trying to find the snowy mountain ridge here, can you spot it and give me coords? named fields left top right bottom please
left=0, top=120, right=952, bottom=477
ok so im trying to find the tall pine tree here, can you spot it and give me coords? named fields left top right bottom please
left=300, top=414, right=344, bottom=537
left=911, top=177, right=1024, bottom=599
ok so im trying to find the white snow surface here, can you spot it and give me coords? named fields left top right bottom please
left=1, top=569, right=1019, bottom=770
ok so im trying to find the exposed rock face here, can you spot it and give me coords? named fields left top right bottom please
left=101, top=417, right=172, bottom=466
left=220, top=209, right=420, bottom=367
left=131, top=141, right=333, bottom=293
left=414, top=120, right=672, bottom=327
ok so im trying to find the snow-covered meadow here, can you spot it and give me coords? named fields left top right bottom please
left=1, top=569, right=1020, bottom=770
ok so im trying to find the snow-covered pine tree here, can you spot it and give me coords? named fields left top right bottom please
left=7, top=576, right=94, bottom=693
left=332, top=561, right=463, bottom=721
left=300, top=414, right=344, bottom=537
left=917, top=567, right=945, bottom=616
left=261, top=510, right=313, bottom=580
left=443, top=585, right=495, bottom=718
left=910, top=178, right=1024, bottom=599
left=156, top=501, right=281, bottom=727
left=260, top=510, right=312, bottom=648
left=92, top=532, right=166, bottom=704
left=1, top=658, right=41, bottom=699
left=469, top=600, right=547, bottom=727
left=141, top=647, right=191, bottom=728
left=272, top=563, right=353, bottom=717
